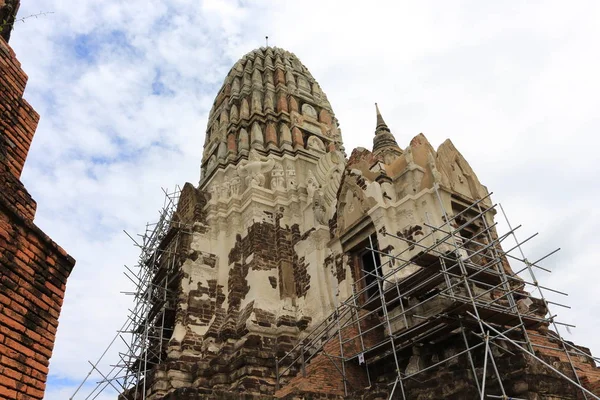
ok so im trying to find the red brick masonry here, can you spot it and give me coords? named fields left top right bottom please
left=0, top=35, right=75, bottom=400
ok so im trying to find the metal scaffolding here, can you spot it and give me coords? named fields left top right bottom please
left=276, top=186, right=600, bottom=399
left=70, top=187, right=189, bottom=400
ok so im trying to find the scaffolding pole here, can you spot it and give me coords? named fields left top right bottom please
left=70, top=187, right=190, bottom=400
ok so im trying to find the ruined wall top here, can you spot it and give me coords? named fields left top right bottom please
left=0, top=0, right=20, bottom=42
left=200, top=47, right=344, bottom=183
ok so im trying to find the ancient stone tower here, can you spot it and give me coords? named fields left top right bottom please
left=135, top=46, right=346, bottom=398
left=0, top=3, right=76, bottom=399
left=117, top=47, right=599, bottom=400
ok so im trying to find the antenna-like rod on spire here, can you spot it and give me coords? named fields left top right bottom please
left=265, top=36, right=269, bottom=47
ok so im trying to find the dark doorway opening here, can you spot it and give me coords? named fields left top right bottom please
left=361, top=247, right=382, bottom=298
left=351, top=235, right=383, bottom=300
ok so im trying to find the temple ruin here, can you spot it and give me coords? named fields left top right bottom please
left=77, top=47, right=600, bottom=399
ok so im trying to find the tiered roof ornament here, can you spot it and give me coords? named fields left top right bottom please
left=372, top=102, right=403, bottom=163
left=200, top=47, right=343, bottom=184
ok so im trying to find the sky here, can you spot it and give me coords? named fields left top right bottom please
left=6, top=1, right=600, bottom=398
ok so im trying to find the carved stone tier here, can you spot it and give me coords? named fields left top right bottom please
left=200, top=47, right=344, bottom=184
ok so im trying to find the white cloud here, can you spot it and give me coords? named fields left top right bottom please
left=7, top=0, right=600, bottom=397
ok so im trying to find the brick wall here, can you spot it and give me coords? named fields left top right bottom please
left=274, top=314, right=600, bottom=399
left=0, top=31, right=37, bottom=180
left=0, top=35, right=76, bottom=400
left=529, top=329, right=600, bottom=393
left=275, top=313, right=382, bottom=399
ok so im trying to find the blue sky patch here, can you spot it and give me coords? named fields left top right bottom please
left=151, top=68, right=174, bottom=96
left=73, top=34, right=99, bottom=62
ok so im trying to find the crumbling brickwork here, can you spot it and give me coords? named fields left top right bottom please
left=0, top=33, right=75, bottom=400
left=274, top=324, right=600, bottom=400
left=275, top=314, right=381, bottom=399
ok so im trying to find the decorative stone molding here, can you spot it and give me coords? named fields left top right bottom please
left=237, top=150, right=275, bottom=187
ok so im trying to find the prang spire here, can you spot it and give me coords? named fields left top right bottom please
left=375, top=103, right=390, bottom=132
left=199, top=47, right=342, bottom=183
left=373, top=103, right=402, bottom=163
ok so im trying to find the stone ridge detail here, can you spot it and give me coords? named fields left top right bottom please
left=0, top=34, right=76, bottom=400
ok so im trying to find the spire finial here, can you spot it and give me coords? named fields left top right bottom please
left=375, top=103, right=389, bottom=133
left=373, top=102, right=402, bottom=160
